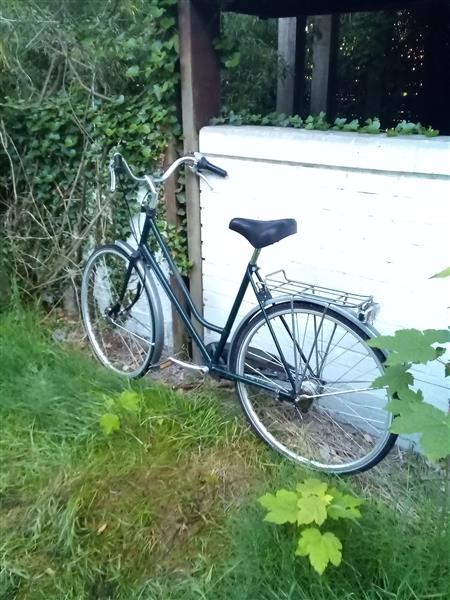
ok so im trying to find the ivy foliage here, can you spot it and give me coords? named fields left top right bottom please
left=211, top=109, right=440, bottom=137
left=0, top=0, right=186, bottom=302
left=259, top=479, right=362, bottom=575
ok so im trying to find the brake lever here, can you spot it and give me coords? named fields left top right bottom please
left=197, top=170, right=213, bottom=191
left=188, top=164, right=213, bottom=191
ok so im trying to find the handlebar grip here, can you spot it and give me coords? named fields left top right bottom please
left=197, top=156, right=228, bottom=178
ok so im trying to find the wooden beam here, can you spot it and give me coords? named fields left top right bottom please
left=293, top=16, right=307, bottom=116
left=204, top=0, right=435, bottom=18
left=277, top=18, right=297, bottom=114
left=178, top=0, right=220, bottom=361
left=419, top=1, right=450, bottom=134
left=277, top=16, right=307, bottom=116
left=309, top=14, right=339, bottom=116
left=164, top=141, right=189, bottom=356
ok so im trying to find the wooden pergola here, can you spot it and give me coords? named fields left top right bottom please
left=176, top=0, right=449, bottom=355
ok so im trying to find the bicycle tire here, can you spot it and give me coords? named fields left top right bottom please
left=81, top=244, right=163, bottom=377
left=229, top=300, right=396, bottom=474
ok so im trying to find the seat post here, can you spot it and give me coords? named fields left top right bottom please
left=250, top=248, right=261, bottom=266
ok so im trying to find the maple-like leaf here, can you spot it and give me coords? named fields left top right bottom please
left=390, top=402, right=450, bottom=461
left=296, top=495, right=330, bottom=526
left=386, top=389, right=423, bottom=413
left=296, top=528, right=342, bottom=575
left=118, top=389, right=141, bottom=413
left=258, top=490, right=299, bottom=524
left=398, top=388, right=424, bottom=403
left=327, top=489, right=363, bottom=521
left=296, top=479, right=330, bottom=498
left=372, top=364, right=413, bottom=395
left=368, top=329, right=450, bottom=365
left=100, top=413, right=120, bottom=435
left=296, top=479, right=333, bottom=526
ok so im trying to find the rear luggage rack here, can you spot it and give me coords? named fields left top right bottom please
left=263, top=269, right=379, bottom=323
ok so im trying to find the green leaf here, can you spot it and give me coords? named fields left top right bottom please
left=342, top=118, right=359, bottom=131
left=296, top=495, right=329, bottom=526
left=368, top=329, right=450, bottom=365
left=296, top=479, right=329, bottom=497
left=100, top=413, right=120, bottom=435
left=103, top=394, right=115, bottom=411
left=126, top=65, right=140, bottom=78
left=327, top=489, right=363, bottom=521
left=445, top=362, right=450, bottom=378
left=423, top=329, right=450, bottom=344
left=258, top=490, right=298, bottom=524
left=296, top=528, right=342, bottom=575
left=424, top=127, right=439, bottom=137
left=333, top=117, right=347, bottom=129
left=372, top=364, right=413, bottom=395
left=360, top=117, right=381, bottom=134
left=225, top=51, right=240, bottom=68
left=296, top=479, right=333, bottom=526
left=430, top=266, right=450, bottom=279
left=397, top=387, right=424, bottom=403
left=118, top=390, right=141, bottom=413
left=390, top=402, right=450, bottom=461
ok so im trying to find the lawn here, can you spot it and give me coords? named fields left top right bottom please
left=0, top=310, right=448, bottom=599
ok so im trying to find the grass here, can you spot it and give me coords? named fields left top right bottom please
left=0, top=309, right=448, bottom=599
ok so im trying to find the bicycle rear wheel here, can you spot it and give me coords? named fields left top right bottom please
left=81, top=244, right=163, bottom=377
left=229, top=301, right=396, bottom=474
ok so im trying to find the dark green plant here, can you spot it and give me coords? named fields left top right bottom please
left=219, top=13, right=279, bottom=114
left=211, top=109, right=440, bottom=136
left=0, top=0, right=187, bottom=304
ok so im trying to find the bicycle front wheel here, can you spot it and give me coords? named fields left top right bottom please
left=229, top=301, right=396, bottom=474
left=81, top=244, right=163, bottom=377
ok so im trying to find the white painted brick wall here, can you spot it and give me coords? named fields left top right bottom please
left=199, top=126, right=450, bottom=412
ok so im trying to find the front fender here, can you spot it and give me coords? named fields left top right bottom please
left=114, top=240, right=164, bottom=361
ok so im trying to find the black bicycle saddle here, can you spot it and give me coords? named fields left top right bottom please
left=229, top=218, right=297, bottom=248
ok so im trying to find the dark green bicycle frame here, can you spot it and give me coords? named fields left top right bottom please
left=119, top=208, right=300, bottom=401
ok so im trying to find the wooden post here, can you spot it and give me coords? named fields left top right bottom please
left=277, top=18, right=297, bottom=115
left=164, top=141, right=188, bottom=355
left=419, top=1, right=450, bottom=135
left=310, top=14, right=339, bottom=117
left=277, top=16, right=307, bottom=116
left=178, top=0, right=220, bottom=361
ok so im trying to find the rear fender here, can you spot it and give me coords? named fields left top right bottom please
left=228, top=294, right=386, bottom=368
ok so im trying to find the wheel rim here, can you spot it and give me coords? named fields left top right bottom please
left=235, top=305, right=393, bottom=473
left=82, top=248, right=155, bottom=376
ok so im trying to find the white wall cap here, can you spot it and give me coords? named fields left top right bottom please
left=200, top=126, right=450, bottom=177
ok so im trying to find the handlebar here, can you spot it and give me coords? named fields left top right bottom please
left=195, top=155, right=228, bottom=178
left=109, top=152, right=227, bottom=194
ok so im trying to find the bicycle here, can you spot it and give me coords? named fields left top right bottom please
left=81, top=151, right=395, bottom=474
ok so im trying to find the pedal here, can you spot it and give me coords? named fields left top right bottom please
left=167, top=356, right=209, bottom=374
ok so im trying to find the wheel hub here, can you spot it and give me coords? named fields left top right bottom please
left=295, top=379, right=323, bottom=412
